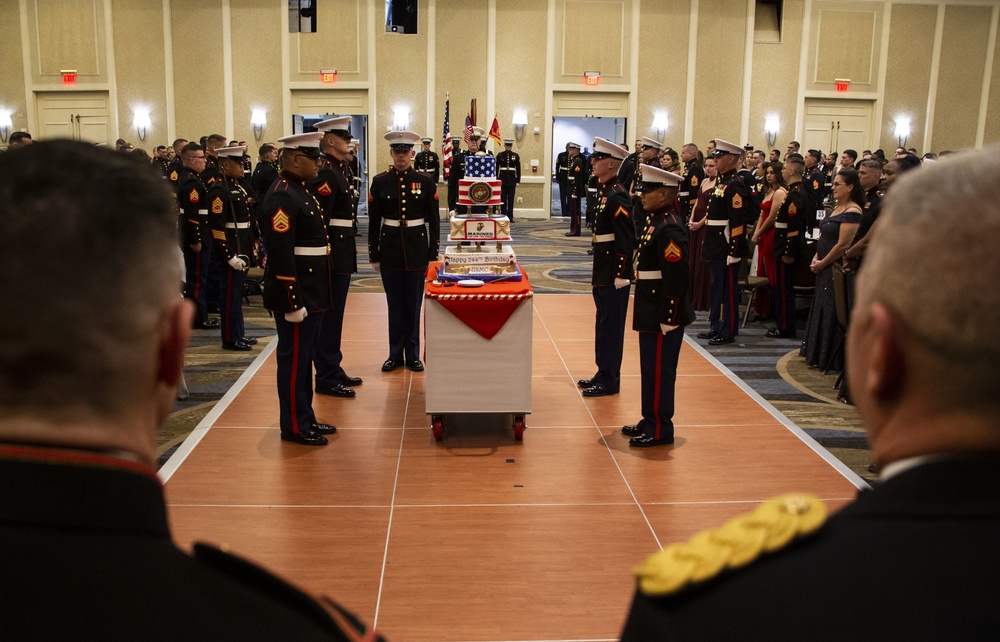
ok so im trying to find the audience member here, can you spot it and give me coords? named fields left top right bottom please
left=750, top=161, right=788, bottom=319
left=687, top=156, right=715, bottom=311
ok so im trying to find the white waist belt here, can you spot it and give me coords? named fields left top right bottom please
left=593, top=233, right=615, bottom=243
left=382, top=218, right=425, bottom=227
left=637, top=270, right=662, bottom=280
left=679, top=190, right=689, bottom=197
left=499, top=167, right=516, bottom=171
left=197, top=209, right=208, bottom=216
left=328, top=219, right=353, bottom=227
left=774, top=222, right=788, bottom=229
left=705, top=219, right=728, bottom=226
left=225, top=222, right=250, bottom=229
left=293, top=246, right=328, bottom=256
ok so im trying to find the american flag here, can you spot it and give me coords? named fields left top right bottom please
left=464, top=114, right=474, bottom=145
left=442, top=96, right=452, bottom=178
left=464, top=155, right=497, bottom=178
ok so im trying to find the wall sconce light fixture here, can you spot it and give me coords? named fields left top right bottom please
left=764, top=115, right=780, bottom=147
left=895, top=117, right=910, bottom=148
left=251, top=109, right=267, bottom=141
left=0, top=111, right=11, bottom=143
left=133, top=107, right=151, bottom=142
left=652, top=111, right=669, bottom=143
left=393, top=107, right=410, bottom=131
left=512, top=110, right=528, bottom=143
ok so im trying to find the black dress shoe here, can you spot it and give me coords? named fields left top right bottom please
left=315, top=383, right=355, bottom=398
left=629, top=434, right=674, bottom=448
left=586, top=248, right=594, bottom=255
left=582, top=384, right=618, bottom=397
left=766, top=328, right=797, bottom=339
left=382, top=359, right=401, bottom=372
left=577, top=377, right=597, bottom=388
left=280, top=430, right=328, bottom=446
left=565, top=232, right=580, bottom=237
left=406, top=359, right=424, bottom=372
left=696, top=331, right=717, bottom=340
left=196, top=318, right=220, bottom=329
left=242, top=337, right=258, bottom=345
left=311, top=422, right=337, bottom=435
left=340, top=375, right=363, bottom=387
left=621, top=424, right=644, bottom=437
left=709, top=335, right=735, bottom=345
left=222, top=341, right=252, bottom=351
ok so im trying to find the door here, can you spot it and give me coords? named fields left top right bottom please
left=35, top=92, right=111, bottom=144
left=803, top=98, right=874, bottom=154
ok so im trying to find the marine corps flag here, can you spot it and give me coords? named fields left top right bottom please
left=488, top=116, right=502, bottom=147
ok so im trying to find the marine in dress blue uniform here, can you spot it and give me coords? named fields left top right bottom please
left=565, top=142, right=586, bottom=236
left=261, top=132, right=336, bottom=446
left=555, top=144, right=572, bottom=217
left=632, top=137, right=663, bottom=239
left=415, top=137, right=441, bottom=184
left=368, top=130, right=441, bottom=372
left=767, top=154, right=808, bottom=338
left=208, top=145, right=256, bottom=350
left=176, top=143, right=218, bottom=329
left=447, top=135, right=465, bottom=212
left=310, top=117, right=363, bottom=399
left=497, top=138, right=521, bottom=221
left=678, top=144, right=705, bottom=219
left=621, top=165, right=696, bottom=447
left=700, top=139, right=756, bottom=345
left=577, top=138, right=636, bottom=397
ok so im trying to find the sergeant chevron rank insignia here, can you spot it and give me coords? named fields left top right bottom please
left=189, top=189, right=199, bottom=203
left=211, top=197, right=223, bottom=214
left=272, top=209, right=290, bottom=233
left=732, top=194, right=743, bottom=209
left=664, top=241, right=683, bottom=262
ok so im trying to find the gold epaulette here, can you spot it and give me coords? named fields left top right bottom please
left=634, top=493, right=827, bottom=597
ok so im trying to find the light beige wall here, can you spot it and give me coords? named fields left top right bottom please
left=986, top=28, right=1000, bottom=146
left=933, top=4, right=992, bottom=151
left=693, top=0, right=747, bottom=145
left=112, top=0, right=166, bottom=147
left=635, top=0, right=690, bottom=148
left=171, top=0, right=225, bottom=139
left=375, top=0, right=429, bottom=173
left=27, top=0, right=108, bottom=86
left=496, top=0, right=549, bottom=208
left=232, top=0, right=283, bottom=145
left=749, top=0, right=804, bottom=152
left=291, top=0, right=368, bottom=84
left=808, top=1, right=883, bottom=94
left=0, top=2, right=28, bottom=137
left=880, top=3, right=936, bottom=153
left=556, top=0, right=633, bottom=89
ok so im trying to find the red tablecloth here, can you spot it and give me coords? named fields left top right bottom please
left=424, top=262, right=533, bottom=339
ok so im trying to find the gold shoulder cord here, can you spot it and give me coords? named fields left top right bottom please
left=634, top=494, right=827, bottom=596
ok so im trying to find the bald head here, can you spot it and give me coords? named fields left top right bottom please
left=850, top=146, right=1000, bottom=463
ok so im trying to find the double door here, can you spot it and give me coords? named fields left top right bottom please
left=802, top=98, right=873, bottom=154
left=35, top=91, right=111, bottom=144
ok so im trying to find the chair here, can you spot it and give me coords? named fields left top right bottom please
left=792, top=239, right=817, bottom=307
left=823, top=263, right=852, bottom=375
left=739, top=244, right=770, bottom=328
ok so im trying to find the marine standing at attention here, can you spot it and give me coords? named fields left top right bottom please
left=261, top=132, right=336, bottom=446
left=368, top=130, right=441, bottom=373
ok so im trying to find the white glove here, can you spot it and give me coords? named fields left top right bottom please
left=228, top=256, right=247, bottom=271
left=660, top=324, right=679, bottom=335
left=284, top=307, right=308, bottom=323
left=614, top=278, right=630, bottom=289
left=727, top=255, right=741, bottom=265
left=371, top=262, right=381, bottom=274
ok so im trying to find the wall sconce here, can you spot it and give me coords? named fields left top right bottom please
left=133, top=107, right=151, bottom=142
left=393, top=107, right=409, bottom=131
left=512, top=110, right=528, bottom=143
left=764, top=115, right=780, bottom=147
left=0, top=111, right=11, bottom=143
left=895, top=117, right=910, bottom=148
left=651, top=112, right=669, bottom=143
left=251, top=109, right=267, bottom=141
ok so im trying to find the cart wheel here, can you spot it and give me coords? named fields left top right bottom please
left=513, top=415, right=525, bottom=441
left=432, top=416, right=444, bottom=441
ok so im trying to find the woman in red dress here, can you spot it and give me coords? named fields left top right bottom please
left=687, top=157, right=716, bottom=311
left=750, top=161, right=787, bottom=318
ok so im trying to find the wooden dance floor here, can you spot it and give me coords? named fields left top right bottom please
left=162, top=293, right=864, bottom=642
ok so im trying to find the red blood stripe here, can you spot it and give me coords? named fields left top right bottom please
left=290, top=322, right=300, bottom=434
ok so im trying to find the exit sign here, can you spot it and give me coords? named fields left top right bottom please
left=835, top=78, right=850, bottom=93
left=321, top=69, right=337, bottom=84
left=584, top=71, right=601, bottom=87
left=61, top=69, right=77, bottom=85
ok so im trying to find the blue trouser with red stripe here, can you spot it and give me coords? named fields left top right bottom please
left=708, top=261, right=740, bottom=339
left=638, top=328, right=684, bottom=440
left=569, top=197, right=582, bottom=235
left=381, top=267, right=425, bottom=363
left=221, top=265, right=246, bottom=344
left=592, top=284, right=630, bottom=393
left=314, top=273, right=351, bottom=387
left=773, top=259, right=797, bottom=336
left=183, top=243, right=212, bottom=324
left=275, top=311, right=324, bottom=437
